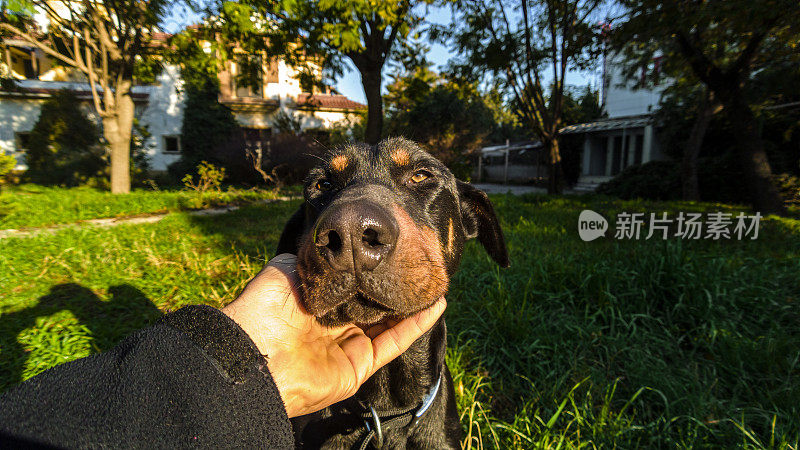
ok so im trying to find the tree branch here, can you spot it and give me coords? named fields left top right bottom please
left=675, top=31, right=725, bottom=88
left=0, top=23, right=82, bottom=69
left=727, top=26, right=772, bottom=78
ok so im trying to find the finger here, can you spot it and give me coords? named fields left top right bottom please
left=370, top=298, right=447, bottom=371
left=234, top=254, right=309, bottom=329
left=336, top=329, right=375, bottom=387
left=363, top=323, right=388, bottom=339
left=264, top=253, right=301, bottom=286
left=241, top=254, right=299, bottom=295
left=248, top=255, right=301, bottom=299
left=262, top=255, right=315, bottom=329
left=364, top=318, right=402, bottom=339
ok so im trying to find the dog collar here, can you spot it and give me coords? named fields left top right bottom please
left=410, top=372, right=442, bottom=426
left=359, top=372, right=443, bottom=449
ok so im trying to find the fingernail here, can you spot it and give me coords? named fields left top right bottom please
left=429, top=298, right=447, bottom=316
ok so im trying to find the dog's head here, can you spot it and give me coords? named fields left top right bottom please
left=277, top=137, right=509, bottom=327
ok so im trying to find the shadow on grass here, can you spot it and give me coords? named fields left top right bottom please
left=0, top=283, right=162, bottom=391
left=186, top=200, right=301, bottom=262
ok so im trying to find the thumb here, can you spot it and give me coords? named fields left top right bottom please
left=370, top=298, right=447, bottom=373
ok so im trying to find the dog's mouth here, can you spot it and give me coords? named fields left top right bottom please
left=309, top=289, right=398, bottom=327
left=355, top=292, right=392, bottom=312
left=296, top=200, right=451, bottom=328
left=297, top=264, right=450, bottom=328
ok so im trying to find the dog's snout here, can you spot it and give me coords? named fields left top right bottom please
left=314, top=202, right=399, bottom=271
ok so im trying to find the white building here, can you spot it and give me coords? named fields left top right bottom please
left=1, top=32, right=364, bottom=172
left=475, top=53, right=668, bottom=187
left=563, top=53, right=667, bottom=189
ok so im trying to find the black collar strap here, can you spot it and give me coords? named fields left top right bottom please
left=356, top=373, right=443, bottom=450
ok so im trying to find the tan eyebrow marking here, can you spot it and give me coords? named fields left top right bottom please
left=330, top=155, right=348, bottom=172
left=447, top=218, right=455, bottom=254
left=391, top=148, right=410, bottom=166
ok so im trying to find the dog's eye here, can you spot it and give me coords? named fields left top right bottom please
left=409, top=171, right=430, bottom=184
left=316, top=180, right=332, bottom=191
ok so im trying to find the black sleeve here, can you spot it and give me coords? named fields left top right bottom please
left=0, top=305, right=295, bottom=449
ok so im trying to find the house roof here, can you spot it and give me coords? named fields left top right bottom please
left=295, top=93, right=366, bottom=111
left=220, top=97, right=280, bottom=113
left=150, top=31, right=172, bottom=42
left=480, top=140, right=542, bottom=155
left=0, top=86, right=149, bottom=101
left=559, top=114, right=652, bottom=134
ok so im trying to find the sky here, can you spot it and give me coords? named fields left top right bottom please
left=334, top=7, right=455, bottom=104
left=334, top=5, right=599, bottom=104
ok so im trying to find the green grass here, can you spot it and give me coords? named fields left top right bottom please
left=0, top=184, right=287, bottom=229
left=1, top=192, right=799, bottom=448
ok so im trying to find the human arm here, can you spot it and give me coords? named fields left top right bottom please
left=0, top=254, right=446, bottom=447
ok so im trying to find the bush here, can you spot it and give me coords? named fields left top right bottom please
left=596, top=155, right=797, bottom=205
left=171, top=79, right=241, bottom=182
left=24, top=90, right=104, bottom=186
left=0, top=150, right=16, bottom=190
left=774, top=173, right=800, bottom=207
left=597, top=161, right=680, bottom=201
left=129, top=119, right=152, bottom=186
left=182, top=161, right=226, bottom=193
left=695, top=153, right=749, bottom=203
left=180, top=161, right=229, bottom=209
left=249, top=133, right=327, bottom=186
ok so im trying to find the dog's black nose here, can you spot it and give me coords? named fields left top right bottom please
left=314, top=202, right=399, bottom=271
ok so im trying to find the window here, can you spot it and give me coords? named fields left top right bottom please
left=652, top=56, right=663, bottom=85
left=611, top=135, right=623, bottom=175
left=265, top=59, right=279, bottom=84
left=242, top=128, right=271, bottom=152
left=304, top=128, right=331, bottom=147
left=235, top=56, right=264, bottom=98
left=622, top=134, right=631, bottom=169
left=15, top=132, right=31, bottom=152
left=9, top=48, right=38, bottom=79
left=164, top=136, right=181, bottom=154
left=589, top=138, right=607, bottom=176
left=639, top=56, right=664, bottom=87
left=634, top=134, right=644, bottom=165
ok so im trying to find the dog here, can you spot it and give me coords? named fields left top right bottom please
left=277, top=137, right=509, bottom=449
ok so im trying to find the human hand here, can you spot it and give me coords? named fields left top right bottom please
left=221, top=253, right=447, bottom=418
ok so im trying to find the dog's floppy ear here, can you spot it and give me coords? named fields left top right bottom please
left=276, top=205, right=307, bottom=255
left=457, top=180, right=509, bottom=267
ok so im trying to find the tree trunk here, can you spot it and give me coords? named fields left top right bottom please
left=545, top=137, right=564, bottom=194
left=720, top=93, right=785, bottom=215
left=360, top=68, right=383, bottom=145
left=104, top=85, right=134, bottom=194
left=681, top=90, right=718, bottom=201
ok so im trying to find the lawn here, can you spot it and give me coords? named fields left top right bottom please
left=1, top=190, right=799, bottom=448
left=0, top=184, right=290, bottom=229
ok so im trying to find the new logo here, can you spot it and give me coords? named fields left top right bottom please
left=578, top=210, right=608, bottom=241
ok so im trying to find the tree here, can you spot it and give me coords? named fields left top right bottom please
left=445, top=0, right=603, bottom=193
left=1, top=0, right=172, bottom=193
left=681, top=88, right=720, bottom=202
left=385, top=58, right=496, bottom=178
left=262, top=0, right=435, bottom=144
left=167, top=27, right=242, bottom=181
left=614, top=0, right=800, bottom=214
left=637, top=66, right=723, bottom=202
left=25, top=90, right=104, bottom=186
left=561, top=84, right=602, bottom=125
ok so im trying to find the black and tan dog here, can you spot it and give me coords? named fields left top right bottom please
left=277, top=137, right=508, bottom=449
